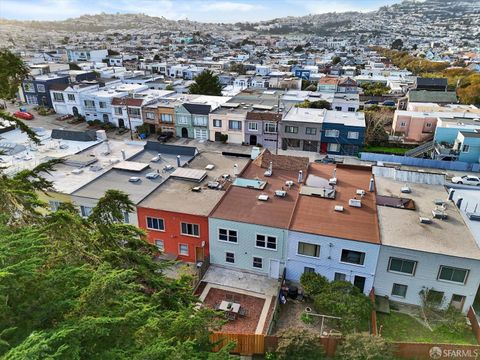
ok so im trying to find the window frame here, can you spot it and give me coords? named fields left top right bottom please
left=285, top=125, right=298, bottom=134
left=325, top=129, right=340, bottom=138
left=146, top=216, right=165, bottom=231
left=218, top=228, right=238, bottom=243
left=146, top=112, right=156, bottom=120
left=388, top=257, right=417, bottom=276
left=334, top=272, right=346, bottom=281
left=225, top=251, right=235, bottom=263
left=340, top=249, right=366, bottom=266
left=181, top=222, right=200, bottom=237
left=213, top=119, right=222, bottom=128
left=53, top=92, right=64, bottom=102
left=437, top=265, right=469, bottom=285
left=252, top=256, right=263, bottom=269
left=36, top=84, right=46, bottom=93
left=264, top=122, right=277, bottom=134
left=155, top=239, right=164, bottom=251
left=80, top=205, right=93, bottom=218
left=305, top=127, right=317, bottom=135
left=327, top=143, right=341, bottom=152
left=391, top=283, right=408, bottom=298
left=179, top=243, right=189, bottom=256
left=67, top=93, right=75, bottom=101
left=161, top=113, right=173, bottom=122
left=297, top=241, right=320, bottom=258
left=228, top=120, right=242, bottom=131
left=347, top=131, right=359, bottom=139
left=248, top=121, right=258, bottom=131
left=255, top=233, right=277, bottom=251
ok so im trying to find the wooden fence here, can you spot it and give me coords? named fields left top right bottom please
left=468, top=306, right=480, bottom=344
left=392, top=342, right=480, bottom=360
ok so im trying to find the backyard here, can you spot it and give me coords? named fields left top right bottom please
left=377, top=311, right=478, bottom=345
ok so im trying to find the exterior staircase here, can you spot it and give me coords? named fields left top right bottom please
left=404, top=140, right=434, bottom=158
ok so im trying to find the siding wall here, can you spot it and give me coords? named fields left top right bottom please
left=208, top=218, right=288, bottom=278
left=374, top=245, right=480, bottom=312
left=286, top=231, right=380, bottom=294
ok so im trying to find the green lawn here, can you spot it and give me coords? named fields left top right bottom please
left=377, top=311, right=478, bottom=345
left=362, top=146, right=410, bottom=155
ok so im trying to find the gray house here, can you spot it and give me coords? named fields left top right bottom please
left=244, top=111, right=282, bottom=149
left=280, top=107, right=324, bottom=152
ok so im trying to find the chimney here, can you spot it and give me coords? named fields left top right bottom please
left=448, top=188, right=455, bottom=201
left=177, top=155, right=181, bottom=167
left=369, top=177, right=375, bottom=192
left=298, top=170, right=303, bottom=184
left=233, top=164, right=239, bottom=176
left=121, top=149, right=126, bottom=160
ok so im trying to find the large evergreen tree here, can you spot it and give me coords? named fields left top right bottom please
left=189, top=70, right=222, bottom=96
left=0, top=48, right=29, bottom=103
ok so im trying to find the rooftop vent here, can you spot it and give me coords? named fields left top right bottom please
left=329, top=178, right=337, bottom=185
left=146, top=171, right=160, bottom=179
left=285, top=180, right=294, bottom=188
left=401, top=184, right=411, bottom=193
left=71, top=168, right=84, bottom=175
left=334, top=205, right=344, bottom=212
left=432, top=207, right=447, bottom=219
left=275, top=190, right=287, bottom=197
left=258, top=194, right=269, bottom=201
left=151, top=154, right=161, bottom=162
left=419, top=217, right=432, bottom=224
left=191, top=186, right=201, bottom=192
left=207, top=181, right=220, bottom=189
left=163, top=164, right=174, bottom=171
left=129, top=177, right=141, bottom=183
left=90, top=165, right=103, bottom=172
left=356, top=189, right=366, bottom=197
left=205, top=164, right=215, bottom=170
left=349, top=199, right=362, bottom=208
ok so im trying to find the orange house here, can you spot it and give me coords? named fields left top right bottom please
left=136, top=151, right=250, bottom=263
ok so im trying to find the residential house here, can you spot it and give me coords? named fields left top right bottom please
left=209, top=150, right=309, bottom=278
left=67, top=49, right=108, bottom=63
left=22, top=73, right=67, bottom=107
left=331, top=93, right=360, bottom=112
left=336, top=77, right=358, bottom=93
left=320, top=111, right=365, bottom=155
left=142, top=97, right=178, bottom=134
left=244, top=111, right=282, bottom=149
left=414, top=77, right=448, bottom=92
left=433, top=117, right=480, bottom=162
left=318, top=76, right=339, bottom=92
left=286, top=163, right=381, bottom=294
left=137, top=152, right=249, bottom=263
left=280, top=107, right=324, bottom=152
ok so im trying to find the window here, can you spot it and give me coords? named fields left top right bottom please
left=218, top=228, right=237, bottom=243
left=123, top=212, right=129, bottom=223
left=264, top=122, right=277, bottom=133
left=438, top=266, right=469, bottom=284
left=67, top=94, right=75, bottom=101
left=155, top=240, right=164, bottom=251
left=213, top=119, right=222, bottom=128
left=84, top=100, right=95, bottom=109
left=285, top=125, right=298, bottom=134
left=391, top=283, right=408, bottom=298
left=248, top=122, right=258, bottom=131
left=426, top=290, right=444, bottom=305
left=181, top=223, right=199, bottom=237
left=36, top=84, right=46, bottom=93
left=25, top=94, right=38, bottom=104
left=286, top=139, right=300, bottom=147
left=305, top=127, right=317, bottom=135
left=304, top=267, right=315, bottom=274
left=99, top=101, right=107, bottom=109
left=348, top=107, right=356, bottom=112
left=179, top=244, right=189, bottom=256
left=146, top=112, right=155, bottom=120
left=114, top=107, right=123, bottom=115
left=177, top=115, right=189, bottom=124
left=193, top=115, right=208, bottom=126
left=462, top=145, right=470, bottom=153
left=23, top=83, right=35, bottom=92
left=325, top=129, right=340, bottom=137
left=340, top=249, right=365, bottom=265
left=80, top=205, right=93, bottom=218
left=327, top=143, right=340, bottom=152
left=226, top=252, right=235, bottom=263
left=53, top=92, right=64, bottom=102
left=334, top=272, right=346, bottom=281
left=347, top=131, right=359, bottom=139
left=335, top=106, right=342, bottom=111
left=229, top=120, right=242, bottom=131
left=256, top=234, right=277, bottom=250
left=49, top=200, right=62, bottom=212
left=146, top=217, right=165, bottom=231
left=400, top=122, right=406, bottom=127
left=426, top=123, right=432, bottom=128
left=297, top=242, right=320, bottom=257
left=128, top=108, right=141, bottom=117
left=253, top=257, right=263, bottom=269
left=388, top=257, right=417, bottom=275
left=161, top=113, right=173, bottom=122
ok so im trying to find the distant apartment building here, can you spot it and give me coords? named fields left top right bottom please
left=67, top=49, right=108, bottom=63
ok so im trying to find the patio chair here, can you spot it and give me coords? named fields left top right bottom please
left=238, top=307, right=247, bottom=317
left=226, top=312, right=236, bottom=321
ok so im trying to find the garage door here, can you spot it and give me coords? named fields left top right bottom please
left=194, top=128, right=208, bottom=140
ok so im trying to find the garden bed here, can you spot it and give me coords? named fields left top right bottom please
left=362, top=146, right=410, bottom=155
left=377, top=311, right=478, bottom=345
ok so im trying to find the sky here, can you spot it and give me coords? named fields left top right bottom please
left=0, top=0, right=400, bottom=22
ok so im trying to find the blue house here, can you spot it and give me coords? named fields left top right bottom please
left=22, top=71, right=96, bottom=108
left=320, top=111, right=365, bottom=155
left=434, top=117, right=480, bottom=163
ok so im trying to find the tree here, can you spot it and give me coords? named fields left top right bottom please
left=165, top=84, right=175, bottom=91
left=0, top=48, right=29, bottom=103
left=229, top=63, right=246, bottom=75
left=300, top=272, right=328, bottom=296
left=364, top=108, right=392, bottom=146
left=390, top=38, right=404, bottom=50
left=293, top=45, right=303, bottom=53
left=189, top=70, right=222, bottom=96
left=295, top=100, right=331, bottom=110
left=276, top=329, right=325, bottom=360
left=153, top=54, right=161, bottom=61
left=336, top=333, right=394, bottom=360
left=331, top=56, right=341, bottom=65
left=69, top=62, right=81, bottom=70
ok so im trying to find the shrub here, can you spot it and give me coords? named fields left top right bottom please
left=276, top=329, right=325, bottom=360
left=300, top=313, right=314, bottom=325
left=336, top=333, right=394, bottom=360
left=300, top=272, right=328, bottom=296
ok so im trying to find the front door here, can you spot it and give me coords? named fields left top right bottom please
left=249, top=134, right=257, bottom=145
left=353, top=275, right=366, bottom=293
left=181, top=127, right=188, bottom=138
left=320, top=142, right=328, bottom=153
left=118, top=118, right=125, bottom=128
left=195, top=246, right=205, bottom=263
left=72, top=106, right=79, bottom=117
left=450, top=294, right=466, bottom=311
left=149, top=124, right=156, bottom=134
left=269, top=259, right=280, bottom=278
left=215, top=131, right=222, bottom=141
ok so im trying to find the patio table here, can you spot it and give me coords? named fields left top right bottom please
left=218, top=300, right=241, bottom=313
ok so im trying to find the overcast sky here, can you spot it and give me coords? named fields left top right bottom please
left=0, top=0, right=400, bottom=22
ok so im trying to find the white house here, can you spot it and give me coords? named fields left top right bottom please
left=50, top=82, right=100, bottom=117
left=67, top=49, right=108, bottom=63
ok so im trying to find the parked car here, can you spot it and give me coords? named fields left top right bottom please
left=315, top=156, right=336, bottom=164
left=13, top=111, right=34, bottom=120
left=157, top=131, right=174, bottom=143
left=451, top=175, right=480, bottom=186
left=382, top=100, right=396, bottom=106
left=364, top=100, right=378, bottom=105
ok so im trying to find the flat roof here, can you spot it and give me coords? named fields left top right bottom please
left=137, top=152, right=250, bottom=216
left=210, top=151, right=308, bottom=229
left=375, top=177, right=480, bottom=260
left=324, top=110, right=366, bottom=127
left=290, top=164, right=380, bottom=244
left=283, top=107, right=326, bottom=124
left=72, top=148, right=195, bottom=204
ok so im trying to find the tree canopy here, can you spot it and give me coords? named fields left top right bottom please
left=0, top=48, right=29, bottom=102
left=189, top=70, right=222, bottom=96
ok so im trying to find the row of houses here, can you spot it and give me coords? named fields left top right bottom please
left=36, top=134, right=480, bottom=314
